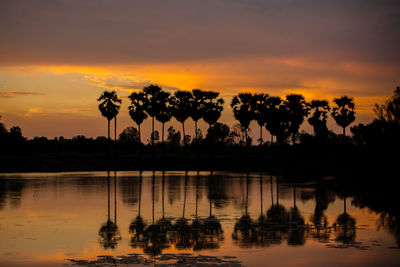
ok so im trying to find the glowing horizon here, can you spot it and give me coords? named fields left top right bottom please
left=0, top=0, right=399, bottom=139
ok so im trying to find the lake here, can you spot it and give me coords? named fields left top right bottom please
left=0, top=171, right=399, bottom=266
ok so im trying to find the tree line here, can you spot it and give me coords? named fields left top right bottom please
left=1, top=86, right=398, bottom=156
left=97, top=85, right=357, bottom=147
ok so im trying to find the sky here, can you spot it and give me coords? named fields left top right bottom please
left=0, top=0, right=399, bottom=141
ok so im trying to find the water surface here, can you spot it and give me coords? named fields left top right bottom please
left=0, top=171, right=399, bottom=266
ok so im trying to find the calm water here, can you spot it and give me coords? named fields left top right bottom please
left=0, top=171, right=399, bottom=266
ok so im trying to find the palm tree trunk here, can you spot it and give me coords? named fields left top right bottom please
left=195, top=120, right=198, bottom=141
left=182, top=122, right=186, bottom=146
left=259, top=125, right=263, bottom=145
left=162, top=122, right=165, bottom=158
left=182, top=121, right=188, bottom=156
left=114, top=117, right=117, bottom=159
left=152, top=117, right=155, bottom=157
left=107, top=119, right=111, bottom=158
left=343, top=127, right=346, bottom=137
left=138, top=124, right=142, bottom=158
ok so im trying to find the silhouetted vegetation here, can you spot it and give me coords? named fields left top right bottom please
left=1, top=86, right=399, bottom=172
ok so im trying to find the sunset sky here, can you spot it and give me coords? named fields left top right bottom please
left=0, top=0, right=399, bottom=140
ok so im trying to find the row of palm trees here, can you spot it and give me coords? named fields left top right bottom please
left=97, top=85, right=355, bottom=146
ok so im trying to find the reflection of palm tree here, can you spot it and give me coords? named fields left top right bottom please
left=287, top=186, right=305, bottom=246
left=129, top=172, right=146, bottom=248
left=265, top=176, right=289, bottom=244
left=333, top=196, right=356, bottom=244
left=173, top=173, right=192, bottom=249
left=99, top=171, right=121, bottom=249
left=232, top=173, right=256, bottom=247
left=309, top=179, right=334, bottom=241
left=143, top=171, right=170, bottom=257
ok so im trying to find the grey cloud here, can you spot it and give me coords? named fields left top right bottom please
left=0, top=0, right=399, bottom=65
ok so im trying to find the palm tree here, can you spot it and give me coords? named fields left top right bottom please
left=285, top=94, right=309, bottom=145
left=331, top=96, right=355, bottom=137
left=264, top=96, right=289, bottom=144
left=171, top=90, right=193, bottom=147
left=128, top=92, right=148, bottom=145
left=308, top=100, right=330, bottom=137
left=252, top=93, right=269, bottom=145
left=191, top=89, right=206, bottom=142
left=143, top=85, right=163, bottom=147
left=156, top=91, right=173, bottom=155
left=97, top=90, right=122, bottom=144
left=231, top=93, right=254, bottom=146
left=202, top=91, right=224, bottom=133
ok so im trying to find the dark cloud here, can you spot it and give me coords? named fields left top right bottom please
left=0, top=0, right=399, bottom=65
left=0, top=91, right=44, bottom=98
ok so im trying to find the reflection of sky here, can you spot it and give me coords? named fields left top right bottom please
left=0, top=1, right=399, bottom=138
left=0, top=171, right=399, bottom=266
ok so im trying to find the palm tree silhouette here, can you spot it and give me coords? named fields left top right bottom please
left=202, top=91, right=224, bottom=131
left=308, top=100, right=330, bottom=137
left=156, top=92, right=173, bottom=156
left=285, top=94, right=309, bottom=145
left=231, top=93, right=255, bottom=146
left=264, top=96, right=284, bottom=144
left=252, top=93, right=269, bottom=145
left=143, top=85, right=163, bottom=149
left=128, top=92, right=148, bottom=149
left=97, top=91, right=121, bottom=154
left=331, top=96, right=355, bottom=138
left=171, top=90, right=192, bottom=149
left=191, top=89, right=206, bottom=142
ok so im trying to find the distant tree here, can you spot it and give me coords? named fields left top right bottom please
left=331, top=96, right=355, bottom=137
left=171, top=90, right=193, bottom=147
left=252, top=93, right=269, bottom=145
left=374, top=86, right=400, bottom=125
left=119, top=127, right=140, bottom=143
left=308, top=100, right=330, bottom=137
left=285, top=94, right=309, bottom=145
left=206, top=122, right=230, bottom=145
left=231, top=93, right=254, bottom=145
left=202, top=91, right=224, bottom=131
left=166, top=126, right=181, bottom=146
left=128, top=92, right=148, bottom=144
left=97, top=91, right=122, bottom=142
left=0, top=115, right=6, bottom=134
left=148, top=130, right=160, bottom=144
left=143, top=85, right=164, bottom=147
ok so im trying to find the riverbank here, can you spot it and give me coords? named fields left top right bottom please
left=0, top=144, right=394, bottom=176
